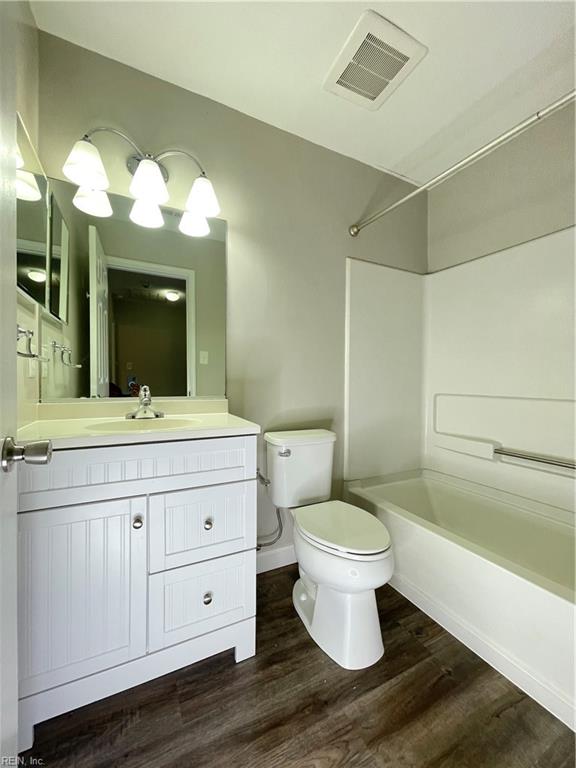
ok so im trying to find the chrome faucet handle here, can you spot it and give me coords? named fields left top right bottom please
left=139, top=385, right=151, bottom=405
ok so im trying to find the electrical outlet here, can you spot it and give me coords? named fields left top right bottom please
left=199, top=351, right=209, bottom=365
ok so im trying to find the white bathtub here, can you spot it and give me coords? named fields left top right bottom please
left=345, top=469, right=575, bottom=729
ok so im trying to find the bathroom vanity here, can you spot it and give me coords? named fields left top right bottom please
left=16, top=412, right=259, bottom=751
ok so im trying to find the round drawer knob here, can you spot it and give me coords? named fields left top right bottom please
left=132, top=516, right=144, bottom=530
left=203, top=591, right=213, bottom=606
left=203, top=518, right=214, bottom=531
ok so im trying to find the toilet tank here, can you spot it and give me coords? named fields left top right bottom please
left=264, top=430, right=336, bottom=508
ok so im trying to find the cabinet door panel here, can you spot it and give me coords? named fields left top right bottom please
left=18, top=498, right=146, bottom=697
left=148, top=550, right=256, bottom=652
left=149, top=480, right=256, bottom=573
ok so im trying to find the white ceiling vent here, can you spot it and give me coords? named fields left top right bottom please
left=324, top=11, right=428, bottom=111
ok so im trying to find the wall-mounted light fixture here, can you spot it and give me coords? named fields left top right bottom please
left=61, top=127, right=220, bottom=237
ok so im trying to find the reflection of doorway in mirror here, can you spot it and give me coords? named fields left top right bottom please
left=104, top=255, right=196, bottom=397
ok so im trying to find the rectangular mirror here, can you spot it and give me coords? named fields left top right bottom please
left=40, top=180, right=226, bottom=400
left=16, top=115, right=49, bottom=306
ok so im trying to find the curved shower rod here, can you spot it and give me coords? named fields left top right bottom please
left=348, top=89, right=576, bottom=238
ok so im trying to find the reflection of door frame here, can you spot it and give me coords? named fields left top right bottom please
left=106, top=256, right=196, bottom=397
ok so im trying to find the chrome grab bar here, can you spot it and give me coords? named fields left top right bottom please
left=494, top=447, right=575, bottom=470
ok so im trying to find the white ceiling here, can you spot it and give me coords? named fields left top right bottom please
left=31, top=1, right=575, bottom=183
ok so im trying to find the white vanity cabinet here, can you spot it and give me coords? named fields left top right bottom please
left=17, top=433, right=258, bottom=751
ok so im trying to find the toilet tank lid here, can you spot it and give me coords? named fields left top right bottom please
left=264, top=429, right=336, bottom=447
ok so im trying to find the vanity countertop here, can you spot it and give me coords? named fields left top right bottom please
left=17, top=412, right=260, bottom=450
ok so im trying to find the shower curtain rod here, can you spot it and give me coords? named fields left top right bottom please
left=348, top=89, right=576, bottom=238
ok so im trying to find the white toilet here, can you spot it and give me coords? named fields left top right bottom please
left=264, top=429, right=394, bottom=670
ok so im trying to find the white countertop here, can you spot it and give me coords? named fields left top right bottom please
left=17, top=412, right=261, bottom=450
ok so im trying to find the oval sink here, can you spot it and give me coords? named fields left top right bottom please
left=88, top=418, right=200, bottom=433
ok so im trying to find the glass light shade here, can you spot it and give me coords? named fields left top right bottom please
left=179, top=210, right=210, bottom=237
left=164, top=290, right=180, bottom=302
left=15, top=147, right=24, bottom=169
left=73, top=187, right=113, bottom=218
left=129, top=199, right=164, bottom=229
left=16, top=170, right=42, bottom=201
left=62, top=139, right=109, bottom=190
left=129, top=158, right=169, bottom=204
left=28, top=270, right=46, bottom=283
left=185, top=175, right=220, bottom=217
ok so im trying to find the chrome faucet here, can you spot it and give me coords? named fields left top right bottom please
left=125, top=385, right=164, bottom=420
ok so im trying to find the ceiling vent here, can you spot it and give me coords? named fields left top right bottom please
left=323, top=10, right=428, bottom=111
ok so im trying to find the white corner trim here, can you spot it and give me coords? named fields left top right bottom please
left=257, top=544, right=296, bottom=574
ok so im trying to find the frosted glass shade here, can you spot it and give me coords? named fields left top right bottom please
left=129, top=199, right=164, bottom=229
left=16, top=147, right=24, bottom=169
left=185, top=175, right=220, bottom=217
left=62, top=139, right=109, bottom=190
left=16, top=170, right=42, bottom=201
left=73, top=187, right=113, bottom=218
left=179, top=210, right=210, bottom=237
left=129, top=158, right=169, bottom=204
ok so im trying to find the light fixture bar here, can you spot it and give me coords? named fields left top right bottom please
left=63, top=128, right=219, bottom=229
left=84, top=126, right=146, bottom=157
left=154, top=148, right=205, bottom=176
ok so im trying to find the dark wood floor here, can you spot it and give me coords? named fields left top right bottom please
left=24, top=565, right=573, bottom=768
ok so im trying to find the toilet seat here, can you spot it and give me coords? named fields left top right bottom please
left=294, top=500, right=391, bottom=559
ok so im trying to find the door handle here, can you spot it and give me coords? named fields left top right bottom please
left=1, top=437, right=53, bottom=473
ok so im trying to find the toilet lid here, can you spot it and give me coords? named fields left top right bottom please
left=294, top=501, right=391, bottom=555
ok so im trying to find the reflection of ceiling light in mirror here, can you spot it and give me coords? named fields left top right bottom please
left=16, top=146, right=24, bottom=169
left=16, top=170, right=42, bottom=201
left=185, top=174, right=220, bottom=217
left=179, top=209, right=210, bottom=237
left=73, top=187, right=113, bottom=217
left=129, top=158, right=169, bottom=204
left=164, top=290, right=180, bottom=302
left=62, top=139, right=109, bottom=190
left=129, top=199, right=164, bottom=229
left=27, top=269, right=47, bottom=283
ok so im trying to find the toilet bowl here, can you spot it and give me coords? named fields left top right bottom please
left=264, top=429, right=394, bottom=670
left=292, top=500, right=394, bottom=669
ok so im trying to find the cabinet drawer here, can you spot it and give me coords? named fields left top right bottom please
left=149, top=480, right=256, bottom=572
left=19, top=436, right=257, bottom=511
left=148, top=550, right=256, bottom=652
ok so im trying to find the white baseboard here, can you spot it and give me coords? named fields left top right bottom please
left=257, top=544, right=296, bottom=574
left=390, top=574, right=575, bottom=731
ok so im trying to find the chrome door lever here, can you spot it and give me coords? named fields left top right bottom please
left=1, top=437, right=53, bottom=473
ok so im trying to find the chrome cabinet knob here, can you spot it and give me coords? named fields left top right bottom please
left=1, top=437, right=53, bottom=473
left=132, top=516, right=144, bottom=530
left=278, top=448, right=291, bottom=457
left=203, top=518, right=214, bottom=531
left=203, top=591, right=213, bottom=606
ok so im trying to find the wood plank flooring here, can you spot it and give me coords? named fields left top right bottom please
left=23, top=565, right=574, bottom=768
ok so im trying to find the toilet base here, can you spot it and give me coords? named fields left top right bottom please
left=292, top=578, right=384, bottom=670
